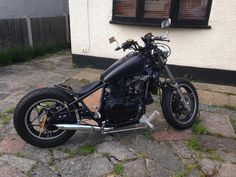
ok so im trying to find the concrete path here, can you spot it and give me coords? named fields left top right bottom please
left=0, top=50, right=236, bottom=177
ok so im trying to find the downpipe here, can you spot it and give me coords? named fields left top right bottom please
left=55, top=110, right=160, bottom=134
left=55, top=124, right=113, bottom=131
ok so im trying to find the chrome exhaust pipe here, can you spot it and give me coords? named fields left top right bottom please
left=55, top=124, right=113, bottom=131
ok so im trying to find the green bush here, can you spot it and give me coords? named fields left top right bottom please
left=0, top=44, right=68, bottom=66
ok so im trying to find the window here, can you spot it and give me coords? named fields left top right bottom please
left=111, top=0, right=212, bottom=28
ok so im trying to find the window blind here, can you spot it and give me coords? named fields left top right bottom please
left=114, top=0, right=137, bottom=17
left=178, top=0, right=208, bottom=20
left=144, top=0, right=171, bottom=19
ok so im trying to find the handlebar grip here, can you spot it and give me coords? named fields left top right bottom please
left=115, top=46, right=121, bottom=51
left=152, top=36, right=162, bottom=40
left=122, top=40, right=134, bottom=50
left=152, top=36, right=170, bottom=42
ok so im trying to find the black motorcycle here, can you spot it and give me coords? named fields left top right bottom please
left=14, top=19, right=199, bottom=148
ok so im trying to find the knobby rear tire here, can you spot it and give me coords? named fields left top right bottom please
left=14, top=87, right=77, bottom=148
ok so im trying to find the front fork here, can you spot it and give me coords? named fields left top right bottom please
left=160, top=57, right=191, bottom=111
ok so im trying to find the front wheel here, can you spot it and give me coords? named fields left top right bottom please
left=161, top=79, right=199, bottom=130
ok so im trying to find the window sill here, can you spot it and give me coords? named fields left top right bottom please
left=109, top=20, right=211, bottom=29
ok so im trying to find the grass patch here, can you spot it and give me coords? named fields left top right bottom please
left=5, top=107, right=15, bottom=114
left=26, top=163, right=38, bottom=177
left=62, top=146, right=96, bottom=158
left=78, top=144, right=96, bottom=156
left=175, top=164, right=194, bottom=177
left=1, top=114, right=11, bottom=125
left=192, top=123, right=208, bottom=135
left=229, top=117, right=236, bottom=133
left=79, top=79, right=91, bottom=85
left=0, top=44, right=68, bottom=67
left=188, top=136, right=202, bottom=151
left=15, top=152, right=24, bottom=158
left=144, top=129, right=155, bottom=141
left=192, top=114, right=208, bottom=135
left=137, top=152, right=148, bottom=160
left=222, top=105, right=236, bottom=112
left=63, top=148, right=80, bottom=158
left=102, top=152, right=111, bottom=158
left=113, top=163, right=124, bottom=175
left=208, top=150, right=223, bottom=162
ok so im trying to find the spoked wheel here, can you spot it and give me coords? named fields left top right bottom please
left=14, top=88, right=77, bottom=148
left=162, top=79, right=199, bottom=130
left=25, top=99, right=66, bottom=140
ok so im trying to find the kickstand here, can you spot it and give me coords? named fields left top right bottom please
left=139, top=111, right=160, bottom=129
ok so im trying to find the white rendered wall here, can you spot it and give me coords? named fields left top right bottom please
left=69, top=0, right=236, bottom=71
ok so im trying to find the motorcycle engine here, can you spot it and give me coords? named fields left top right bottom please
left=103, top=75, right=151, bottom=124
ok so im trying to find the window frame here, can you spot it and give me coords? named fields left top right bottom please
left=111, top=0, right=213, bottom=28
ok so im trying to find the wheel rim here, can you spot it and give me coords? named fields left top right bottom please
left=24, top=99, right=66, bottom=140
left=169, top=83, right=197, bottom=125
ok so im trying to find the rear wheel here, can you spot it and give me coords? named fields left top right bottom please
left=162, top=79, right=199, bottom=130
left=14, top=88, right=77, bottom=148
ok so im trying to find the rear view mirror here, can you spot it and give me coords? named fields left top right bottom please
left=109, top=36, right=121, bottom=51
left=161, top=18, right=171, bottom=28
left=109, top=36, right=116, bottom=44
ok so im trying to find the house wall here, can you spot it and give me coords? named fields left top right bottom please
left=69, top=0, right=236, bottom=71
left=0, top=0, right=69, bottom=19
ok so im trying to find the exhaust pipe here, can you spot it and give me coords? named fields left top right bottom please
left=55, top=124, right=113, bottom=131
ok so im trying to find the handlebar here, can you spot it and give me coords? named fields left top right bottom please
left=115, top=33, right=170, bottom=52
left=151, top=36, right=170, bottom=42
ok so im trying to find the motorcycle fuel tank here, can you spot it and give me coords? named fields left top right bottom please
left=101, top=52, right=145, bottom=83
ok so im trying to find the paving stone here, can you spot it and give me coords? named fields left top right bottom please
left=0, top=162, right=27, bottom=177
left=4, top=118, right=17, bottom=135
left=53, top=150, right=69, bottom=160
left=171, top=141, right=193, bottom=159
left=31, top=163, right=58, bottom=177
left=87, top=157, right=113, bottom=177
left=146, top=159, right=171, bottom=177
left=200, top=111, right=236, bottom=138
left=217, top=163, right=236, bottom=177
left=0, top=154, right=37, bottom=172
left=199, top=135, right=236, bottom=152
left=0, top=51, right=78, bottom=109
left=0, top=82, right=9, bottom=92
left=97, top=138, right=135, bottom=161
left=187, top=170, right=200, bottom=177
left=153, top=130, right=192, bottom=141
left=21, top=144, right=52, bottom=164
left=0, top=93, right=10, bottom=100
left=229, top=95, right=236, bottom=107
left=0, top=134, right=25, bottom=154
left=57, top=131, right=104, bottom=151
left=124, top=160, right=148, bottom=177
left=168, top=130, right=192, bottom=141
left=218, top=151, right=236, bottom=163
left=194, top=83, right=236, bottom=96
left=198, top=90, right=230, bottom=106
left=120, top=134, right=184, bottom=173
left=199, top=158, right=215, bottom=176
left=212, top=160, right=222, bottom=172
left=153, top=130, right=169, bottom=141
left=71, top=68, right=103, bottom=83
left=54, top=155, right=93, bottom=177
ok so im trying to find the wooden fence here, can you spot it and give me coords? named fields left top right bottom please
left=0, top=15, right=70, bottom=51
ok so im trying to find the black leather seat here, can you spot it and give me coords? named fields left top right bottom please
left=74, top=81, right=102, bottom=96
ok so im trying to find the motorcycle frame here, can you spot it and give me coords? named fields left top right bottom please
left=53, top=43, right=190, bottom=129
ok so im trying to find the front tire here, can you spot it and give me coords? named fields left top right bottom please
left=162, top=79, right=199, bottom=130
left=14, top=88, right=77, bottom=148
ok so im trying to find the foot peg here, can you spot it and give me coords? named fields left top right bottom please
left=139, top=111, right=160, bottom=129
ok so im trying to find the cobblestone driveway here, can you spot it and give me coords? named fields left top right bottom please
left=0, top=50, right=236, bottom=177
